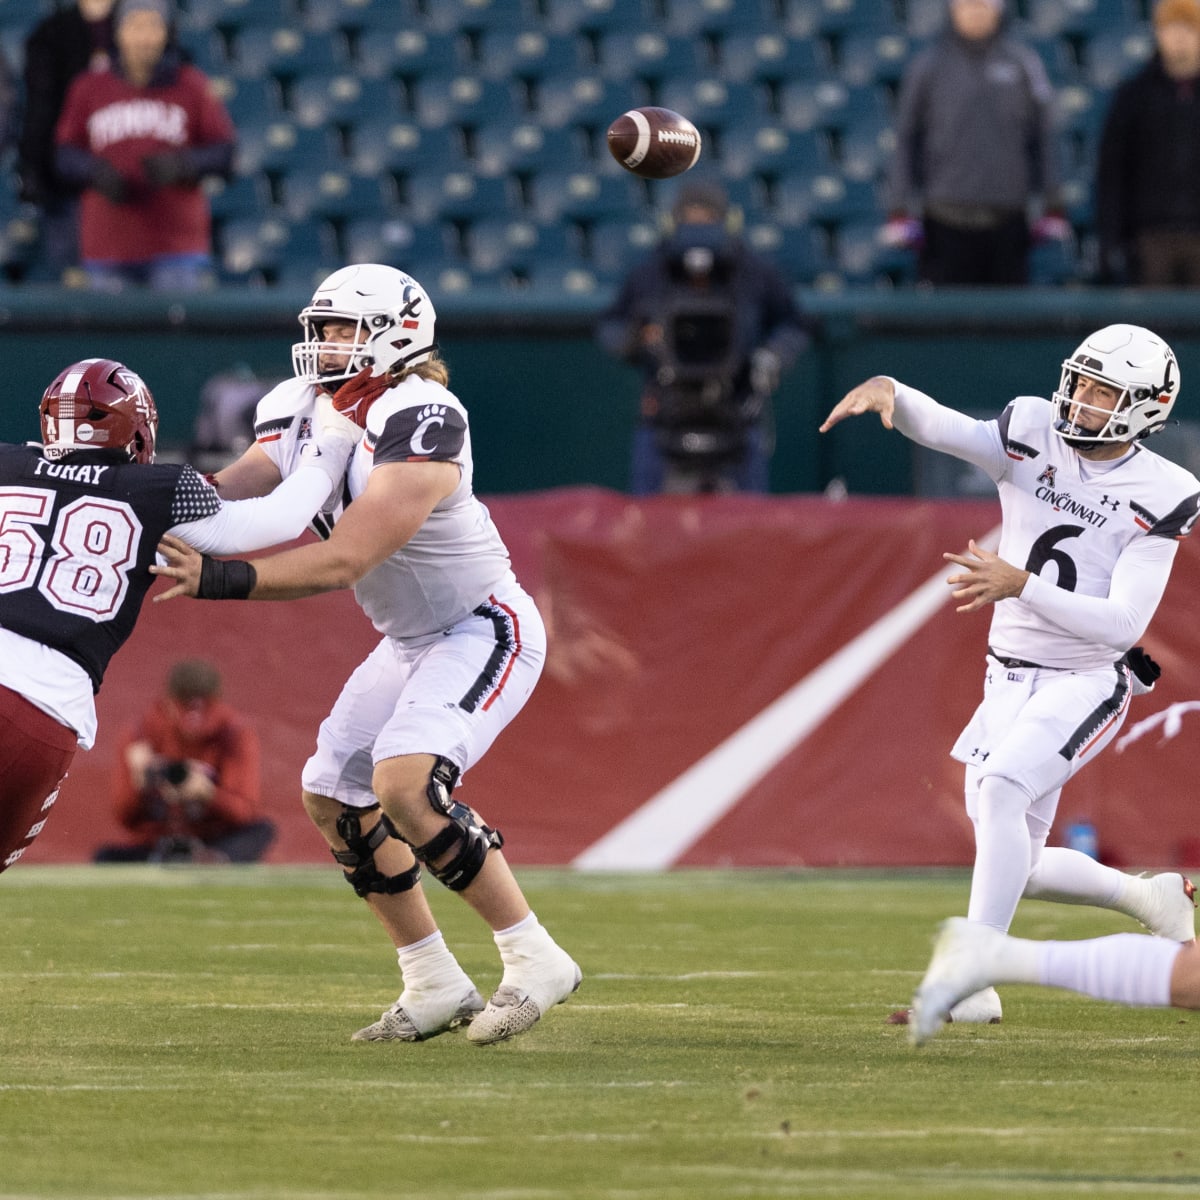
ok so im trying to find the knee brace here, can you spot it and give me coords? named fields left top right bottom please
left=332, top=805, right=422, bottom=898
left=410, top=756, right=504, bottom=892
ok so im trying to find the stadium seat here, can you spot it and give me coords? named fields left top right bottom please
left=594, top=31, right=704, bottom=83
left=833, top=218, right=915, bottom=286
left=354, top=30, right=469, bottom=82
left=645, top=173, right=762, bottom=223
left=532, top=74, right=631, bottom=130
left=837, top=31, right=918, bottom=89
left=1025, top=34, right=1081, bottom=84
left=177, top=28, right=228, bottom=74
left=288, top=73, right=401, bottom=130
left=474, top=29, right=587, bottom=82
left=544, top=0, right=654, bottom=36
left=774, top=170, right=879, bottom=226
left=297, top=0, right=413, bottom=33
left=471, top=123, right=590, bottom=177
left=217, top=214, right=336, bottom=286
left=419, top=0, right=539, bottom=34
left=661, top=0, right=762, bottom=37
left=279, top=164, right=398, bottom=222
left=226, top=26, right=348, bottom=78
left=788, top=0, right=899, bottom=36
left=179, top=0, right=296, bottom=33
left=744, top=221, right=833, bottom=285
left=206, top=172, right=271, bottom=220
left=715, top=31, right=834, bottom=84
left=342, top=216, right=460, bottom=271
left=464, top=216, right=582, bottom=276
left=1024, top=0, right=1141, bottom=38
left=903, top=0, right=948, bottom=39
left=521, top=260, right=603, bottom=296
left=776, top=79, right=855, bottom=134
left=837, top=108, right=897, bottom=184
left=588, top=215, right=661, bottom=280
left=235, top=122, right=342, bottom=175
left=657, top=79, right=772, bottom=132
left=208, top=75, right=286, bottom=126
left=403, top=170, right=519, bottom=223
left=715, top=121, right=822, bottom=183
left=349, top=117, right=468, bottom=175
left=528, top=169, right=644, bottom=223
left=1081, top=27, right=1153, bottom=92
left=410, top=73, right=524, bottom=129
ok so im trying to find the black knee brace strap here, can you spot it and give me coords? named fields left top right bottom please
left=411, top=756, right=503, bottom=892
left=332, top=806, right=421, bottom=897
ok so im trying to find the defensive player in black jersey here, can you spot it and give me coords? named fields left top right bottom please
left=0, top=356, right=353, bottom=872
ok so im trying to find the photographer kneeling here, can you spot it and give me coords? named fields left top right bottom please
left=94, top=658, right=275, bottom=864
left=596, top=180, right=810, bottom=494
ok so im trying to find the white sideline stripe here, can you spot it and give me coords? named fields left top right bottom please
left=573, top=526, right=1001, bottom=870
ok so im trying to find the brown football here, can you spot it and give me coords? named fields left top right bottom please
left=606, top=106, right=702, bottom=180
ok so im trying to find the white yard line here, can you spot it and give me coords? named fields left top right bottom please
left=573, top=526, right=1001, bottom=870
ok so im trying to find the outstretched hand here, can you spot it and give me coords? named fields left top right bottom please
left=944, top=539, right=1029, bottom=613
left=150, top=534, right=204, bottom=602
left=819, top=376, right=896, bottom=432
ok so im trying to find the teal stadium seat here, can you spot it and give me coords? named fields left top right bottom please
left=533, top=74, right=630, bottom=129
left=217, top=214, right=336, bottom=286
left=235, top=121, right=342, bottom=175
left=587, top=216, right=661, bottom=281
left=206, top=172, right=271, bottom=220
left=715, top=121, right=823, bottom=184
left=464, top=216, right=582, bottom=278
left=342, top=216, right=461, bottom=272
left=288, top=74, right=401, bottom=130
left=474, top=29, right=587, bottom=82
left=227, top=25, right=348, bottom=79
left=419, top=0, right=539, bottom=35
left=788, top=0, right=899, bottom=36
left=298, top=0, right=417, bottom=33
left=777, top=78, right=857, bottom=134
left=594, top=31, right=705, bottom=84
left=471, top=123, right=591, bottom=177
left=1024, top=0, right=1141, bottom=38
left=837, top=29, right=919, bottom=88
left=280, top=163, right=399, bottom=222
left=528, top=169, right=644, bottom=223
left=1081, top=27, right=1154, bottom=92
left=715, top=31, right=835, bottom=85
left=178, top=0, right=296, bottom=32
left=410, top=72, right=524, bottom=129
left=743, top=221, right=834, bottom=286
left=837, top=103, right=897, bottom=185
left=543, top=0, right=655, bottom=35
left=833, top=218, right=916, bottom=287
left=661, top=0, right=767, bottom=37
left=208, top=76, right=286, bottom=126
left=403, top=170, right=518, bottom=223
left=656, top=79, right=773, bottom=132
left=354, top=30, right=469, bottom=83
left=774, top=169, right=878, bottom=227
left=903, top=0, right=950, bottom=39
left=349, top=116, right=468, bottom=175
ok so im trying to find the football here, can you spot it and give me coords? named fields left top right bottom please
left=606, top=107, right=702, bottom=180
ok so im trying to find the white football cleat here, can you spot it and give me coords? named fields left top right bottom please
left=948, top=986, right=1002, bottom=1024
left=1135, top=873, right=1196, bottom=942
left=352, top=985, right=484, bottom=1042
left=467, top=947, right=582, bottom=1046
left=910, top=918, right=1005, bottom=1047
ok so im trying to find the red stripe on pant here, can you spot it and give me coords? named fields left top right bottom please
left=0, top=685, right=77, bottom=873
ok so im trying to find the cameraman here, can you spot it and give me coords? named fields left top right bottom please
left=94, top=658, right=274, bottom=864
left=596, top=180, right=809, bottom=494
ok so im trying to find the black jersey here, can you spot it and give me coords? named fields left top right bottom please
left=0, top=444, right=220, bottom=690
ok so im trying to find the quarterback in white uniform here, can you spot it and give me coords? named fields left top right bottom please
left=821, top=324, right=1200, bottom=1029
left=156, top=264, right=579, bottom=1046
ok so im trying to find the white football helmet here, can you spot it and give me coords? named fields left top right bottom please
left=1053, top=324, right=1180, bottom=445
left=291, top=263, right=437, bottom=387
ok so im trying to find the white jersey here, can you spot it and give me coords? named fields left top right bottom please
left=253, top=374, right=514, bottom=640
left=892, top=384, right=1200, bottom=670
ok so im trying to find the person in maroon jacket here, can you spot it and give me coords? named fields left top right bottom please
left=54, top=0, right=235, bottom=291
left=94, top=658, right=274, bottom=864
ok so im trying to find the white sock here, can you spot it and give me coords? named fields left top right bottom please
left=967, top=777, right=1032, bottom=932
left=494, top=911, right=557, bottom=965
left=396, top=931, right=472, bottom=995
left=1024, top=847, right=1125, bottom=908
left=1038, top=933, right=1180, bottom=1007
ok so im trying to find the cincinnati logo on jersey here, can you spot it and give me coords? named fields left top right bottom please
left=1033, top=484, right=1114, bottom=527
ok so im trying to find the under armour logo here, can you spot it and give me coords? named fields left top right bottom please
left=1099, top=494, right=1120, bottom=511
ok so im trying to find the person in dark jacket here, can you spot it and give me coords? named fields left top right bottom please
left=17, top=0, right=117, bottom=279
left=882, top=0, right=1068, bottom=285
left=595, top=180, right=809, bottom=494
left=1095, top=0, right=1200, bottom=287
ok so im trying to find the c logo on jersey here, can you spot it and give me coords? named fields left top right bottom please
left=1037, top=465, right=1057, bottom=488
left=410, top=404, right=447, bottom=456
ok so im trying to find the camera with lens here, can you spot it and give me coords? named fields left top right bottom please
left=153, top=759, right=191, bottom=788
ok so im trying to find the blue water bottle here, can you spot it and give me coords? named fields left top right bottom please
left=1065, top=820, right=1099, bottom=860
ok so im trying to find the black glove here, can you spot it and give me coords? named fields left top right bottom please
left=142, top=151, right=199, bottom=187
left=91, top=160, right=128, bottom=203
left=1124, top=646, right=1162, bottom=688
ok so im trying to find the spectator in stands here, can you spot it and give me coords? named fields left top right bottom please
left=94, top=659, right=275, bottom=864
left=54, top=0, right=236, bottom=291
left=595, top=180, right=809, bottom=494
left=18, top=0, right=117, bottom=281
left=882, top=0, right=1069, bottom=285
left=1095, top=0, right=1200, bottom=287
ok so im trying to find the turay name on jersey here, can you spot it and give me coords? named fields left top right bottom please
left=28, top=457, right=115, bottom=487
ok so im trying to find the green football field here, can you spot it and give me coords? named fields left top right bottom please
left=3, top=866, right=1199, bottom=1200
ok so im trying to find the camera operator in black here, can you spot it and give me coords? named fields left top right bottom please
left=596, top=180, right=810, bottom=494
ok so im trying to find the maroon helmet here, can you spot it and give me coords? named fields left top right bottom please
left=39, top=358, right=159, bottom=464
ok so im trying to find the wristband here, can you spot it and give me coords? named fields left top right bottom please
left=197, top=555, right=257, bottom=600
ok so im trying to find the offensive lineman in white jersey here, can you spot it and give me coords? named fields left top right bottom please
left=820, top=324, right=1200, bottom=1030
left=154, top=264, right=580, bottom=1046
